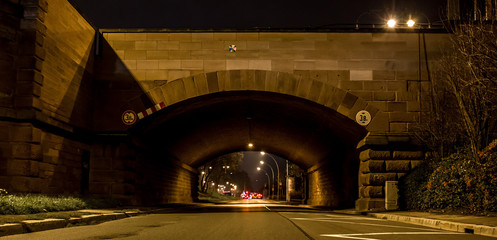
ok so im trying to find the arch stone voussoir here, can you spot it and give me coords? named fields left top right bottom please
left=138, top=70, right=379, bottom=126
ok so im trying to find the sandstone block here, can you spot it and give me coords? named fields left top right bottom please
left=387, top=101, right=407, bottom=112
left=359, top=173, right=397, bottom=186
left=385, top=160, right=411, bottom=172
left=359, top=149, right=391, bottom=161
left=393, top=151, right=423, bottom=160
left=410, top=160, right=424, bottom=169
left=359, top=186, right=384, bottom=198
left=390, top=122, right=407, bottom=132
left=355, top=198, right=385, bottom=211
left=360, top=160, right=385, bottom=173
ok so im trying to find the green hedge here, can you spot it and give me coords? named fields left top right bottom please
left=400, top=149, right=497, bottom=213
left=0, top=194, right=119, bottom=215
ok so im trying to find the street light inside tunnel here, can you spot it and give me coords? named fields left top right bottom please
left=260, top=151, right=280, bottom=200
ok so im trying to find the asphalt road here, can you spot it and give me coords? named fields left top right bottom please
left=1, top=200, right=495, bottom=240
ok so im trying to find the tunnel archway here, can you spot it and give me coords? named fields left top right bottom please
left=131, top=91, right=367, bottom=168
left=128, top=88, right=370, bottom=207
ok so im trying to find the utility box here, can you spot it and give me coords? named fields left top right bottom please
left=385, top=181, right=399, bottom=210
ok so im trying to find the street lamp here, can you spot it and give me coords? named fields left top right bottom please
left=259, top=161, right=275, bottom=198
left=257, top=167, right=272, bottom=199
left=260, top=151, right=280, bottom=200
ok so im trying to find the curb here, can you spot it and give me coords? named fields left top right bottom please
left=0, top=212, right=138, bottom=237
left=368, top=213, right=497, bottom=238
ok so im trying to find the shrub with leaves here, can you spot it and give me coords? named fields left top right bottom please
left=401, top=147, right=497, bottom=213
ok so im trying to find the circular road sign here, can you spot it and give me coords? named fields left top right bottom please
left=355, top=110, right=371, bottom=126
left=122, top=110, right=137, bottom=125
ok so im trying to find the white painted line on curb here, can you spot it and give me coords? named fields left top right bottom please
left=291, top=217, right=442, bottom=231
left=321, top=231, right=462, bottom=240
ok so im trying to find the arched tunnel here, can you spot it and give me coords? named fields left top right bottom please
left=128, top=90, right=368, bottom=207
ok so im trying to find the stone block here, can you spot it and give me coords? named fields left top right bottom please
left=125, top=33, right=147, bottom=41
left=339, top=81, right=363, bottom=91
left=393, top=151, right=423, bottom=160
left=193, top=74, right=209, bottom=95
left=22, top=219, right=67, bottom=233
left=181, top=60, right=203, bottom=70
left=359, top=173, right=397, bottom=186
left=396, top=92, right=418, bottom=101
left=12, top=143, right=41, bottom=159
left=385, top=160, right=411, bottom=172
left=387, top=102, right=407, bottom=112
left=364, top=81, right=388, bottom=91
left=350, top=70, right=373, bottom=81
left=359, top=149, right=391, bottom=161
left=410, top=160, right=424, bottom=169
left=276, top=72, right=298, bottom=95
left=0, top=223, right=25, bottom=236
left=248, top=60, right=271, bottom=70
left=389, top=112, right=419, bottom=122
left=271, top=60, right=293, bottom=72
left=169, top=50, right=191, bottom=59
left=158, top=60, right=181, bottom=69
left=179, top=42, right=201, bottom=50
left=213, top=33, right=237, bottom=40
left=360, top=160, right=385, bottom=173
left=206, top=72, right=219, bottom=93
left=227, top=60, right=249, bottom=70
left=373, top=92, right=396, bottom=101
left=110, top=40, right=135, bottom=50
left=146, top=33, right=169, bottom=40
left=237, top=32, right=259, bottom=40
left=387, top=81, right=407, bottom=91
left=373, top=70, right=395, bottom=80
left=157, top=41, right=179, bottom=50
left=136, top=60, right=158, bottom=70
left=124, top=50, right=146, bottom=60
left=359, top=186, right=384, bottom=198
left=390, top=122, right=407, bottom=132
left=355, top=198, right=385, bottom=211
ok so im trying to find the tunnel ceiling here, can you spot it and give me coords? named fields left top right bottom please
left=130, top=91, right=368, bottom=169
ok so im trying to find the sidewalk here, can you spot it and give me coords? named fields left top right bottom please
left=0, top=209, right=144, bottom=237
left=364, top=211, right=497, bottom=238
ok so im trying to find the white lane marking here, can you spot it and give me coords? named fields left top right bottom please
left=321, top=232, right=461, bottom=240
left=290, top=218, right=440, bottom=231
left=323, top=215, right=385, bottom=221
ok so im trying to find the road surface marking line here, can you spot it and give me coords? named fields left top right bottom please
left=321, top=231, right=461, bottom=240
left=322, top=216, right=385, bottom=221
left=290, top=218, right=442, bottom=231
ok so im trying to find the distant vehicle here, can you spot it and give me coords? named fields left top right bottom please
left=241, top=191, right=250, bottom=199
left=251, top=192, right=263, bottom=199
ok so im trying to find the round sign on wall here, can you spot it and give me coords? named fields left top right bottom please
left=355, top=110, right=371, bottom=126
left=122, top=110, right=137, bottom=125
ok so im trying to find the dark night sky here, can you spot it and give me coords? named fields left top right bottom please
left=69, top=0, right=447, bottom=29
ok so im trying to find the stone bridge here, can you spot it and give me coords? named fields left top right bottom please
left=0, top=0, right=448, bottom=210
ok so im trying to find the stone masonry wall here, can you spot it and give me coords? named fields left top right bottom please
left=101, top=31, right=448, bottom=135
left=0, top=121, right=90, bottom=195
left=0, top=0, right=96, bottom=196
left=355, top=133, right=424, bottom=210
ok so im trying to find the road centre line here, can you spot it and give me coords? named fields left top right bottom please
left=321, top=231, right=461, bottom=240
left=290, top=217, right=442, bottom=231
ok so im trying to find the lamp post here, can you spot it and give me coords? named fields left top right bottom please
left=259, top=161, right=276, bottom=199
left=257, top=167, right=272, bottom=198
left=260, top=152, right=280, bottom=200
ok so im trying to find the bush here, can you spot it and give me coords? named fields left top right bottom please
left=400, top=148, right=497, bottom=214
left=0, top=194, right=119, bottom=215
